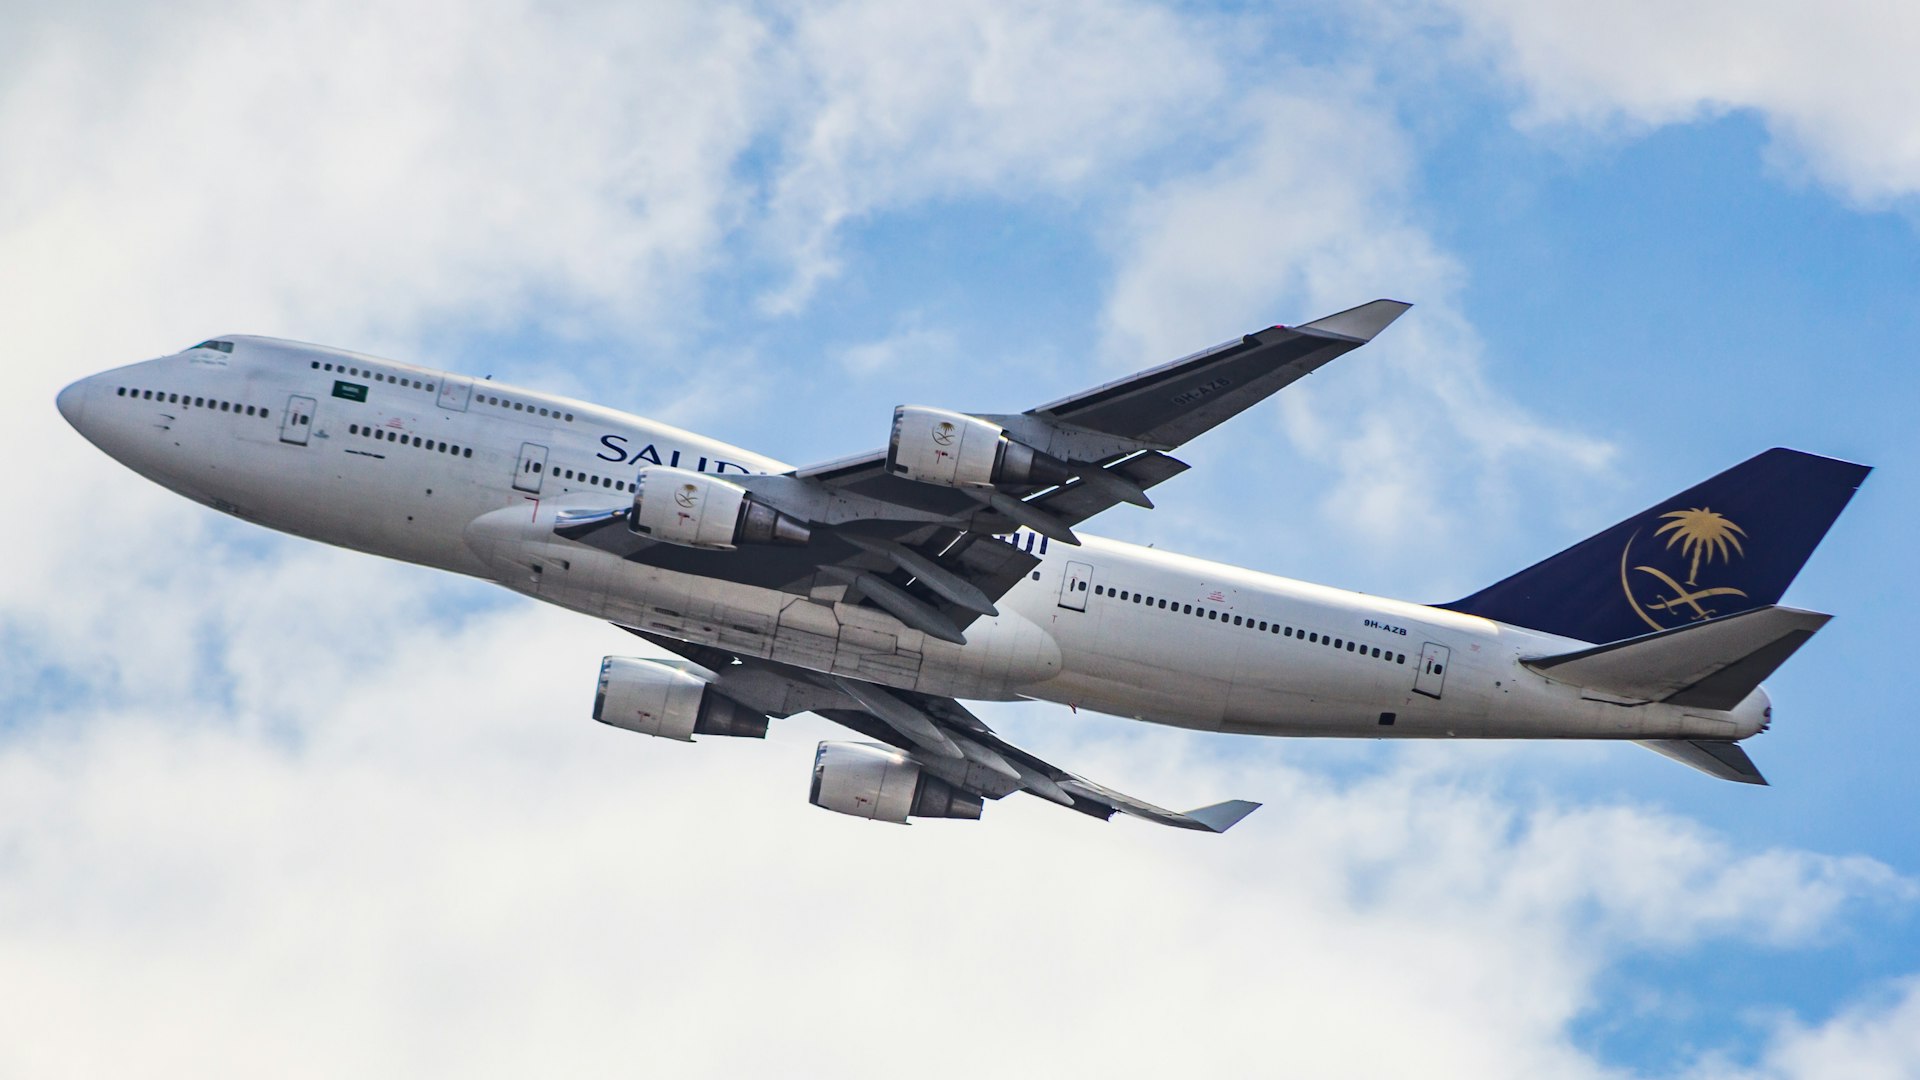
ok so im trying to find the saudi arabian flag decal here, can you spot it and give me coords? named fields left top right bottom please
left=332, top=380, right=368, bottom=402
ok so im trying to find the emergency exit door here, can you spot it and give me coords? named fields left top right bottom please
left=513, top=442, right=548, bottom=493
left=1413, top=642, right=1450, bottom=699
left=1058, top=561, right=1092, bottom=611
left=280, top=395, right=316, bottom=445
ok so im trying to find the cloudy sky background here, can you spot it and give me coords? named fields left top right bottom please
left=5, top=1, right=1919, bottom=1075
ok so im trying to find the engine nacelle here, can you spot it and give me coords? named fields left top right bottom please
left=593, top=656, right=770, bottom=741
left=808, top=741, right=983, bottom=823
left=628, top=466, right=810, bottom=550
left=887, top=406, right=1068, bottom=491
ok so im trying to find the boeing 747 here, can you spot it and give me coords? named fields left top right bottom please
left=57, top=301, right=1869, bottom=830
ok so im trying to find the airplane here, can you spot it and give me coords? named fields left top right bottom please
left=55, top=300, right=1870, bottom=832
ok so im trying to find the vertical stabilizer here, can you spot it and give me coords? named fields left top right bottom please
left=1440, top=449, right=1868, bottom=644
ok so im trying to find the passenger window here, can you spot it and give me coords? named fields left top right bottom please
left=463, top=448, right=472, bottom=458
left=1182, top=604, right=1192, bottom=614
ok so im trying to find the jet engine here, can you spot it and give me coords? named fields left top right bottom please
left=628, top=466, right=810, bottom=550
left=887, top=406, right=1070, bottom=491
left=808, top=740, right=983, bottom=823
left=593, top=656, right=770, bottom=741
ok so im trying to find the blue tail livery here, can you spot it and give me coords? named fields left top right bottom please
left=1440, top=448, right=1871, bottom=645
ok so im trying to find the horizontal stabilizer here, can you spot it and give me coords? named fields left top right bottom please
left=1524, top=605, right=1828, bottom=710
left=1638, top=739, right=1768, bottom=785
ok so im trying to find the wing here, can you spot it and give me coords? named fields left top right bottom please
left=554, top=300, right=1408, bottom=643
left=796, top=298, right=1409, bottom=507
left=630, top=629, right=1258, bottom=832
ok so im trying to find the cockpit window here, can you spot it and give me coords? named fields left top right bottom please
left=190, top=340, right=235, bottom=354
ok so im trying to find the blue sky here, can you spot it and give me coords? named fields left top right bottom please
left=5, top=2, right=1920, bottom=1076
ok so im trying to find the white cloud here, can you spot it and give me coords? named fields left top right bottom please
left=1691, top=978, right=1920, bottom=1080
left=0, top=583, right=1905, bottom=1077
left=830, top=315, right=956, bottom=376
left=755, top=0, right=1225, bottom=312
left=1429, top=0, right=1920, bottom=206
left=3, top=5, right=1911, bottom=1076
left=1098, top=90, right=1613, bottom=571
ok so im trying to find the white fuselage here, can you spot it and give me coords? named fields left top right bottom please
left=58, top=338, right=1767, bottom=743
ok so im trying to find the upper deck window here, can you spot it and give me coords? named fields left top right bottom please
left=190, top=340, right=235, bottom=354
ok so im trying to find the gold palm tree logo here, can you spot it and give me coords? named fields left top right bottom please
left=1653, top=507, right=1745, bottom=586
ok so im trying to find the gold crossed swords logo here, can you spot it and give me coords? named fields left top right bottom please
left=1621, top=507, right=1749, bottom=629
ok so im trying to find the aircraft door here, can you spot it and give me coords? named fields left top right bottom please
left=280, top=395, right=316, bottom=446
left=437, top=377, right=471, bottom=412
left=1058, top=560, right=1092, bottom=611
left=1413, top=642, right=1450, bottom=699
left=513, top=442, right=549, bottom=493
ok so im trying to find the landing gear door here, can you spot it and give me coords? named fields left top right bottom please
left=1058, top=560, right=1092, bottom=611
left=437, top=377, right=471, bottom=412
left=280, top=394, right=316, bottom=446
left=513, top=442, right=549, bottom=493
left=1413, top=641, right=1450, bottom=699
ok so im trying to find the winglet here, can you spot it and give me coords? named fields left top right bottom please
left=1298, top=299, right=1412, bottom=343
left=1182, top=799, right=1261, bottom=833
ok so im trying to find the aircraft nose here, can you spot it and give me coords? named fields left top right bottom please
left=56, top=377, right=89, bottom=430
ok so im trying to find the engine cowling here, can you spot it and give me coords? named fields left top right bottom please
left=593, top=656, right=770, bottom=741
left=808, top=741, right=983, bottom=823
left=887, top=406, right=1068, bottom=491
left=628, top=466, right=810, bottom=550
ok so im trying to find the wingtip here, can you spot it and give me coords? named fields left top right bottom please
left=1184, top=799, right=1261, bottom=833
left=1299, top=298, right=1413, bottom=342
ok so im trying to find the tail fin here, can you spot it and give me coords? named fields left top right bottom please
left=1440, top=448, right=1869, bottom=644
